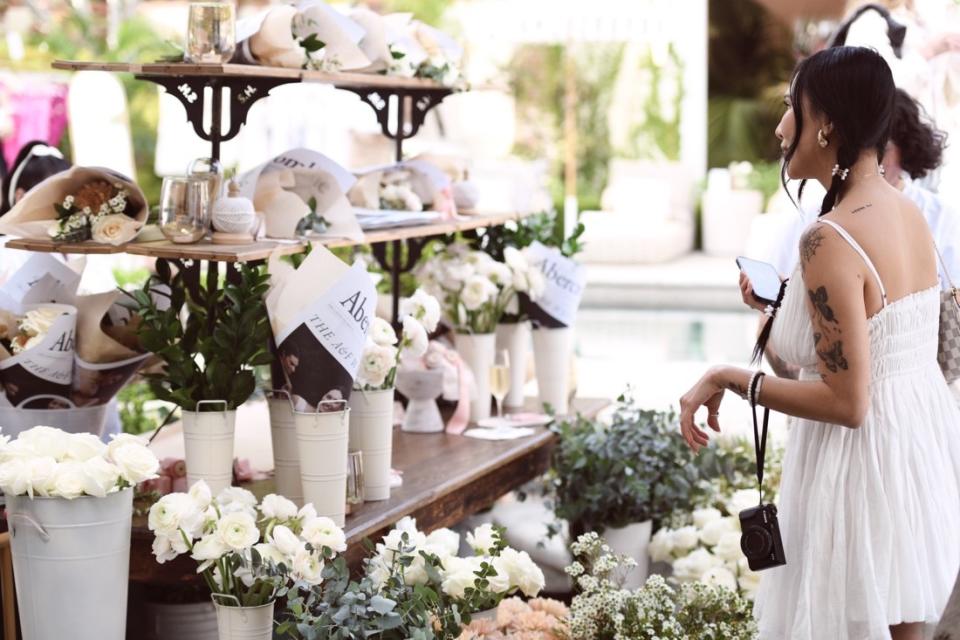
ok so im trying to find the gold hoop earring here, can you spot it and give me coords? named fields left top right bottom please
left=817, top=129, right=829, bottom=148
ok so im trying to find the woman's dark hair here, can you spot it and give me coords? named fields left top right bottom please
left=828, top=3, right=907, bottom=57
left=781, top=46, right=895, bottom=218
left=0, top=141, right=71, bottom=217
left=890, top=88, right=946, bottom=179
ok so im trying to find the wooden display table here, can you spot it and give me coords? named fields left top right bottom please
left=129, top=397, right=609, bottom=600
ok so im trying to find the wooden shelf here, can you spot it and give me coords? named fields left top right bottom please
left=52, top=60, right=453, bottom=91
left=3, top=212, right=527, bottom=262
left=127, top=396, right=610, bottom=596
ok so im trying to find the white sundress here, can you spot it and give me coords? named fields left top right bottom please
left=754, top=219, right=960, bottom=639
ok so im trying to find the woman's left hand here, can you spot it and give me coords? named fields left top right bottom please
left=679, top=366, right=726, bottom=453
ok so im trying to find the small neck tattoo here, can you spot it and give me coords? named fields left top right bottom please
left=851, top=203, right=873, bottom=214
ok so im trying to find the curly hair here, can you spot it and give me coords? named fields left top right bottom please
left=891, top=89, right=947, bottom=180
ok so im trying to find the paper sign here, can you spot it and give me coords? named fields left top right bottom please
left=0, top=303, right=77, bottom=407
left=524, top=241, right=586, bottom=328
left=0, top=254, right=82, bottom=313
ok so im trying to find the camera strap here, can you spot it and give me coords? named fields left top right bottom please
left=750, top=374, right=770, bottom=504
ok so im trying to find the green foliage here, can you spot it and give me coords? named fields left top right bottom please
left=621, top=44, right=685, bottom=162
left=118, top=381, right=173, bottom=435
left=550, top=394, right=716, bottom=534
left=708, top=94, right=786, bottom=168
left=380, top=0, right=454, bottom=26
left=476, top=212, right=586, bottom=262
left=112, top=267, right=152, bottom=290
left=125, top=263, right=272, bottom=411
left=746, top=160, right=784, bottom=208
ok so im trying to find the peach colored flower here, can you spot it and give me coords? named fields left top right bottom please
left=528, top=598, right=569, bottom=620
left=496, top=597, right=529, bottom=627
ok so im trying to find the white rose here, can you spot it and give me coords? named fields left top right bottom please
left=466, top=523, right=498, bottom=555
left=260, top=493, right=299, bottom=522
left=692, top=507, right=723, bottom=529
left=494, top=548, right=544, bottom=597
left=672, top=548, right=723, bottom=582
left=301, top=517, right=347, bottom=554
left=356, top=341, right=397, bottom=389
left=0, top=459, right=27, bottom=495
left=702, top=566, right=738, bottom=592
left=148, top=492, right=203, bottom=537
left=23, top=456, right=58, bottom=497
left=670, top=525, right=700, bottom=551
left=17, top=426, right=70, bottom=461
left=107, top=433, right=147, bottom=461
left=111, top=442, right=160, bottom=484
left=648, top=528, right=676, bottom=563
left=400, top=289, right=441, bottom=333
left=714, top=531, right=742, bottom=562
left=726, top=489, right=761, bottom=517
left=189, top=480, right=213, bottom=510
left=700, top=517, right=738, bottom=547
left=192, top=534, right=229, bottom=568
left=51, top=461, right=87, bottom=499
left=63, top=433, right=107, bottom=462
left=91, top=213, right=140, bottom=245
left=440, top=555, right=484, bottom=598
left=268, top=524, right=302, bottom=558
left=371, top=317, right=398, bottom=347
left=16, top=309, right=63, bottom=355
left=216, top=511, right=260, bottom=552
left=82, top=456, right=121, bottom=497
left=460, top=275, right=497, bottom=312
left=401, top=316, right=428, bottom=359
left=424, top=528, right=460, bottom=560
left=292, top=547, right=324, bottom=585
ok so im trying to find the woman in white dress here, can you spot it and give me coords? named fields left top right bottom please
left=679, top=46, right=960, bottom=639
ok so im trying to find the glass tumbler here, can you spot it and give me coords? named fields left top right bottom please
left=185, top=2, right=236, bottom=64
left=159, top=176, right=211, bottom=244
left=347, top=451, right=365, bottom=507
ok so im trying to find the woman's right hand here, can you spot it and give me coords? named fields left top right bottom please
left=739, top=272, right=768, bottom=313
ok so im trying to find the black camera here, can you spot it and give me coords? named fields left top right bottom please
left=739, top=503, right=786, bottom=571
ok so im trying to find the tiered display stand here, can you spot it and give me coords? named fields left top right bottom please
left=5, top=60, right=609, bottom=604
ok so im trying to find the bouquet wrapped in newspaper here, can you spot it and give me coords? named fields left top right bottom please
left=235, top=0, right=370, bottom=72
left=237, top=148, right=361, bottom=242
left=0, top=166, right=147, bottom=244
left=347, top=160, right=457, bottom=229
left=266, top=246, right=377, bottom=412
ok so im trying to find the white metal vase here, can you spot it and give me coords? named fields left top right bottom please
left=495, top=321, right=531, bottom=409
left=454, top=332, right=496, bottom=422
left=532, top=327, right=574, bottom=415
left=348, top=388, right=395, bottom=501
left=182, top=400, right=236, bottom=496
left=295, top=404, right=350, bottom=526
left=603, top=520, right=653, bottom=589
left=6, top=488, right=133, bottom=640
left=267, top=392, right=302, bottom=506
left=212, top=597, right=274, bottom=640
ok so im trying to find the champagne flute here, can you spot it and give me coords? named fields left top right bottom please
left=490, top=349, right=511, bottom=422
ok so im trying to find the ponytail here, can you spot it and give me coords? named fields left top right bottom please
left=819, top=143, right=859, bottom=216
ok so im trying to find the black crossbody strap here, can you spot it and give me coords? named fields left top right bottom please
left=750, top=373, right=769, bottom=504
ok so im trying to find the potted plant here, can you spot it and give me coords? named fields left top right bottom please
left=351, top=288, right=440, bottom=501
left=280, top=517, right=546, bottom=638
left=127, top=262, right=272, bottom=494
left=415, top=244, right=518, bottom=422
left=548, top=394, right=708, bottom=588
left=148, top=482, right=347, bottom=640
left=479, top=212, right=583, bottom=410
left=0, top=427, right=159, bottom=640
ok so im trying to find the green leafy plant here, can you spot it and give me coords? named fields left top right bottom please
left=126, top=263, right=273, bottom=411
left=549, top=393, right=710, bottom=535
left=475, top=211, right=586, bottom=262
left=118, top=381, right=173, bottom=435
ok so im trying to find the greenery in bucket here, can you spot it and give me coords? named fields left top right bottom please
left=125, top=262, right=272, bottom=411
left=548, top=393, right=711, bottom=535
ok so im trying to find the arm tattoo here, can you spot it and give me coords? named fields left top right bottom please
left=727, top=381, right=747, bottom=397
left=800, top=226, right=825, bottom=266
left=766, top=351, right=800, bottom=380
left=808, top=286, right=849, bottom=374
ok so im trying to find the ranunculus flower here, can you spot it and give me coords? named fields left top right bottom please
left=700, top=517, right=738, bottom=547
left=268, top=524, right=301, bottom=558
left=670, top=525, right=700, bottom=551
left=148, top=492, right=203, bottom=537
left=254, top=542, right=288, bottom=567
left=292, top=547, right=324, bottom=585
left=648, top=528, right=676, bottom=563
left=110, top=442, right=160, bottom=484
left=301, top=516, right=347, bottom=553
left=370, top=317, right=398, bottom=347
left=401, top=316, right=428, bottom=358
left=216, top=511, right=260, bottom=552
left=460, top=275, right=497, bottom=311
left=714, top=531, right=743, bottom=562
left=192, top=534, right=228, bottom=564
left=152, top=534, right=185, bottom=564
left=692, top=507, right=723, bottom=528
left=260, top=493, right=298, bottom=522
left=217, top=487, right=258, bottom=517
left=400, top=288, right=441, bottom=332
left=189, top=480, right=213, bottom=510
left=356, top=341, right=397, bottom=389
left=91, top=214, right=140, bottom=245
left=81, top=456, right=119, bottom=498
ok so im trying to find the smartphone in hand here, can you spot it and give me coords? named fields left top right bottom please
left=736, top=256, right=782, bottom=305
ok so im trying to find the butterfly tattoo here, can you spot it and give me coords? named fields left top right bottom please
left=808, top=287, right=840, bottom=325
left=816, top=340, right=849, bottom=373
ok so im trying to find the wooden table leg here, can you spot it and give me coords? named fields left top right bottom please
left=0, top=532, right=16, bottom=640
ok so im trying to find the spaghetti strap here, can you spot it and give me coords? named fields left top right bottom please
left=819, top=219, right=888, bottom=307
